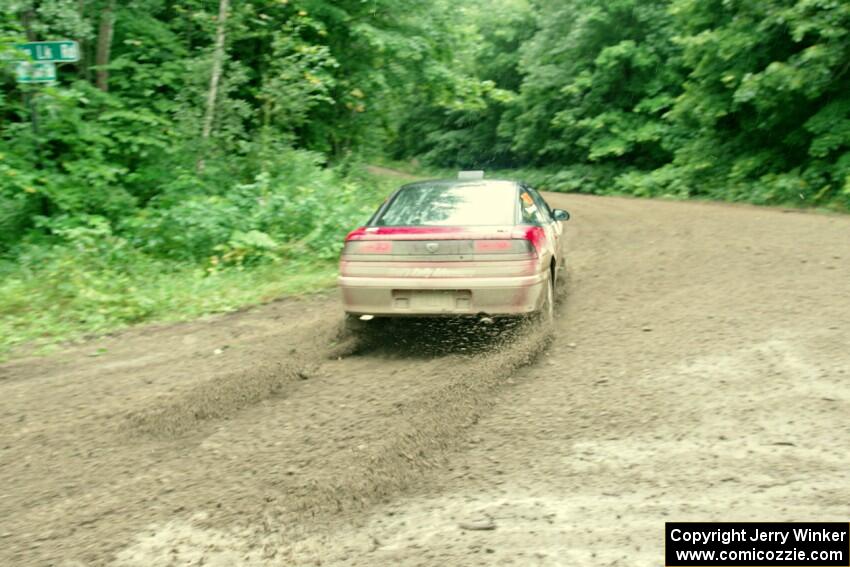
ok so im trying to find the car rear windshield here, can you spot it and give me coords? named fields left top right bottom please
left=374, top=182, right=517, bottom=226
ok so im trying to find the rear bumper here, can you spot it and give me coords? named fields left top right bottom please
left=338, top=272, right=548, bottom=317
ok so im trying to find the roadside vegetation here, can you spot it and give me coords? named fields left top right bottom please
left=0, top=162, right=398, bottom=357
left=395, top=1, right=850, bottom=209
left=2, top=0, right=849, bottom=356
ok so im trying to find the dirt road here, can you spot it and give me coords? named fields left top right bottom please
left=1, top=194, right=848, bottom=566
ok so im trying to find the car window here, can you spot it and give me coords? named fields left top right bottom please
left=374, top=182, right=517, bottom=226
left=519, top=189, right=546, bottom=225
left=526, top=187, right=554, bottom=221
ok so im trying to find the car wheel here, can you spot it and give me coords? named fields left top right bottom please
left=535, top=275, right=555, bottom=326
left=554, top=261, right=568, bottom=298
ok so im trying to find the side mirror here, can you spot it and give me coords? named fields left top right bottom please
left=553, top=209, right=570, bottom=221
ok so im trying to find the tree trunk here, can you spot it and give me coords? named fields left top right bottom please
left=95, top=0, right=115, bottom=92
left=197, top=0, right=230, bottom=174
left=78, top=0, right=89, bottom=81
left=21, top=2, right=37, bottom=41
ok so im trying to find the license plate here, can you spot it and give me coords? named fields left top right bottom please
left=409, top=290, right=455, bottom=309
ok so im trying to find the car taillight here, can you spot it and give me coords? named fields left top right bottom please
left=342, top=240, right=393, bottom=255
left=511, top=226, right=545, bottom=256
left=473, top=239, right=535, bottom=256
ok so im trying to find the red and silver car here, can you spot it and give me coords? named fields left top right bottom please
left=338, top=173, right=570, bottom=328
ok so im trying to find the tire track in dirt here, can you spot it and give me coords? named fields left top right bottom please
left=125, top=320, right=359, bottom=438
left=285, top=319, right=555, bottom=517
left=0, top=294, right=558, bottom=565
left=106, top=319, right=559, bottom=566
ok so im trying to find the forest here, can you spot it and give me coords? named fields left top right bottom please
left=1, top=0, right=849, bottom=354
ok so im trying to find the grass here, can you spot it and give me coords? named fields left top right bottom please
left=0, top=165, right=402, bottom=361
left=0, top=254, right=341, bottom=361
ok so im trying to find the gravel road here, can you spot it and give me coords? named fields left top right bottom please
left=1, top=193, right=848, bottom=566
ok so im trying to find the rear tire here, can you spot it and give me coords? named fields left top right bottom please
left=534, top=276, right=555, bottom=326
left=554, top=261, right=568, bottom=300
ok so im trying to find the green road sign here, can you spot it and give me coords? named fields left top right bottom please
left=16, top=40, right=80, bottom=63
left=15, top=61, right=57, bottom=83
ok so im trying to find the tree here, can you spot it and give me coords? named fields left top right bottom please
left=506, top=0, right=681, bottom=167
left=95, top=0, right=115, bottom=91
left=197, top=0, right=230, bottom=173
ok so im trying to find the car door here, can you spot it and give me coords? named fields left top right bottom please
left=524, top=185, right=564, bottom=264
left=519, top=186, right=557, bottom=274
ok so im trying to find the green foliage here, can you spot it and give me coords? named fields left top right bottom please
left=124, top=149, right=386, bottom=263
left=0, top=162, right=396, bottom=357
left=653, top=0, right=849, bottom=206
left=1, top=214, right=164, bottom=355
left=505, top=163, right=626, bottom=195
left=0, top=243, right=340, bottom=358
left=392, top=0, right=535, bottom=168
left=390, top=0, right=850, bottom=211
left=511, top=0, right=681, bottom=168
left=0, top=0, right=465, bottom=257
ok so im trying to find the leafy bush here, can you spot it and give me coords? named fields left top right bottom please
left=504, top=164, right=625, bottom=195
left=120, top=148, right=385, bottom=264
left=0, top=162, right=397, bottom=358
left=1, top=215, right=160, bottom=348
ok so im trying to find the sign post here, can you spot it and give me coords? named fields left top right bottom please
left=8, top=40, right=80, bottom=186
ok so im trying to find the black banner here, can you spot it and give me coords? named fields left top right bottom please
left=666, top=522, right=849, bottom=566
